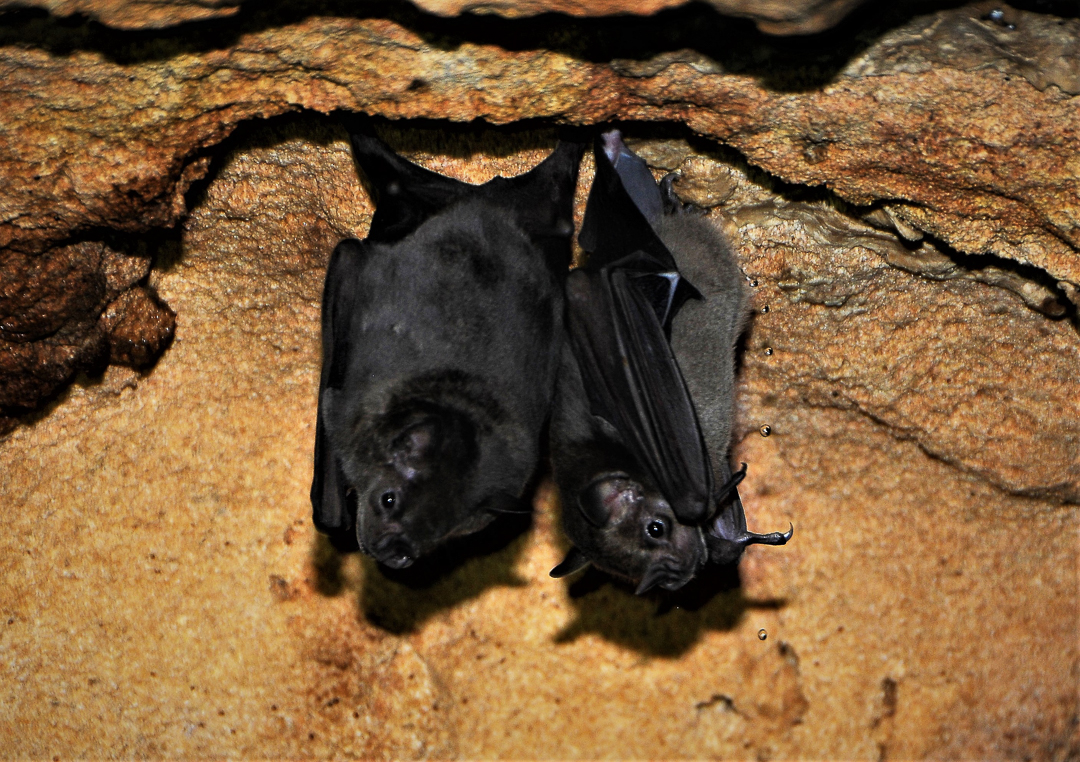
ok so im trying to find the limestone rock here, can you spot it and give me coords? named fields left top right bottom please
left=0, top=3, right=1075, bottom=273
left=1, top=0, right=874, bottom=35
left=0, top=2, right=1078, bottom=759
left=99, top=286, right=176, bottom=368
left=0, top=0, right=242, bottom=29
left=412, top=0, right=872, bottom=35
left=3, top=3, right=1079, bottom=414
left=0, top=239, right=165, bottom=428
left=1, top=121, right=1076, bottom=760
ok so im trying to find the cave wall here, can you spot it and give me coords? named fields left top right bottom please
left=0, top=2, right=1077, bottom=758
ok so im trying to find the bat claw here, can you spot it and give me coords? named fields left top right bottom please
left=743, top=522, right=793, bottom=547
left=659, top=173, right=683, bottom=215
left=714, top=462, right=747, bottom=503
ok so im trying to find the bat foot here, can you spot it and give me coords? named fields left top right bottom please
left=660, top=173, right=684, bottom=215
left=741, top=522, right=794, bottom=547
left=707, top=523, right=793, bottom=565
left=660, top=173, right=706, bottom=217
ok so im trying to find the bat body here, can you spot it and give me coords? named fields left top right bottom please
left=550, top=132, right=790, bottom=593
left=313, top=119, right=582, bottom=568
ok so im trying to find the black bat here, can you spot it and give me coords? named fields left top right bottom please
left=312, top=117, right=583, bottom=568
left=549, top=131, right=791, bottom=594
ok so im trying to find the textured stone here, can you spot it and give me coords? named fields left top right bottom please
left=1, top=0, right=875, bottom=35
left=0, top=2, right=1075, bottom=276
left=0, top=0, right=242, bottom=29
left=0, top=237, right=168, bottom=428
left=99, top=285, right=176, bottom=368
left=1, top=243, right=115, bottom=411
left=0, top=124, right=1076, bottom=760
left=4, top=2, right=1079, bottom=415
left=636, top=136, right=1080, bottom=502
left=412, top=0, right=872, bottom=35
left=1, top=0, right=1078, bottom=755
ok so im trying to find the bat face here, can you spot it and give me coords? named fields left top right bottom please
left=576, top=473, right=707, bottom=594
left=312, top=119, right=583, bottom=566
left=326, top=395, right=489, bottom=568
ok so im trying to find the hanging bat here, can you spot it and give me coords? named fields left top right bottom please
left=549, top=130, right=791, bottom=594
left=312, top=117, right=583, bottom=568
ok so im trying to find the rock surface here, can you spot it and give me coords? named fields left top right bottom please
left=1, top=0, right=1078, bottom=757
left=0, top=0, right=872, bottom=34
left=0, top=0, right=242, bottom=28
left=2, top=2, right=1079, bottom=419
left=1, top=119, right=1077, bottom=760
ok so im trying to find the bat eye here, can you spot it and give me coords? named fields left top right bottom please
left=646, top=519, right=666, bottom=539
left=380, top=491, right=396, bottom=510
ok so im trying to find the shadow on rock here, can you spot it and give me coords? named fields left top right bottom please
left=553, top=563, right=785, bottom=657
left=311, top=512, right=533, bottom=634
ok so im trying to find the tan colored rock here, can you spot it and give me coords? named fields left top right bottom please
left=0, top=0, right=241, bottom=29
left=4, top=3, right=1078, bottom=414
left=0, top=124, right=1076, bottom=759
left=1, top=0, right=1078, bottom=755
left=0, top=239, right=158, bottom=425
left=0, top=0, right=874, bottom=35
left=642, top=138, right=1080, bottom=502
left=99, top=285, right=176, bottom=367
left=1, top=4, right=1076, bottom=274
left=412, top=0, right=870, bottom=34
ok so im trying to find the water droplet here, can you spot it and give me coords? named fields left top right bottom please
left=750, top=279, right=759, bottom=287
left=759, top=425, right=772, bottom=437
left=764, top=347, right=773, bottom=356
left=761, top=305, right=770, bottom=314
left=758, top=629, right=767, bottom=641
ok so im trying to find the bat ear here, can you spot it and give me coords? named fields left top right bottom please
left=600, top=129, right=663, bottom=225
left=576, top=489, right=612, bottom=528
left=550, top=546, right=591, bottom=578
left=341, top=114, right=468, bottom=244
left=403, top=421, right=437, bottom=457
left=390, top=419, right=448, bottom=481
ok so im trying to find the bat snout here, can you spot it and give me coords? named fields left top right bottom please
left=371, top=530, right=416, bottom=569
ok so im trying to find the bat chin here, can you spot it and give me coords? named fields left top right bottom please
left=658, top=567, right=699, bottom=592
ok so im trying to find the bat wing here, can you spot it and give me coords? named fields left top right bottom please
left=579, top=135, right=676, bottom=274
left=568, top=132, right=713, bottom=524
left=310, top=238, right=369, bottom=551
left=565, top=266, right=714, bottom=524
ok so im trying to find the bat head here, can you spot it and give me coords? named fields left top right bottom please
left=553, top=471, right=707, bottom=594
left=325, top=394, right=497, bottom=569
